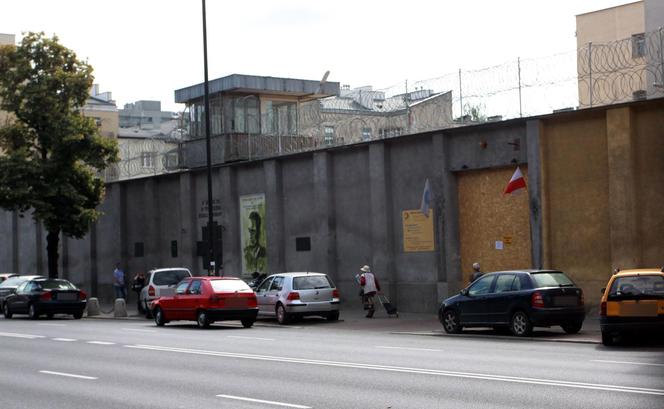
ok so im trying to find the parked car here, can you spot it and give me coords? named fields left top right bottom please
left=0, top=273, right=17, bottom=282
left=3, top=278, right=87, bottom=319
left=255, top=272, right=340, bottom=324
left=0, top=275, right=44, bottom=310
left=139, top=268, right=192, bottom=317
left=151, top=277, right=258, bottom=328
left=438, top=270, right=585, bottom=336
left=599, top=268, right=664, bottom=346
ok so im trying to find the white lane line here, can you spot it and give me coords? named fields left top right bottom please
left=37, top=323, right=67, bottom=327
left=125, top=344, right=664, bottom=396
left=52, top=338, right=77, bottom=342
left=376, top=345, right=441, bottom=352
left=591, top=360, right=664, bottom=367
left=0, top=332, right=45, bottom=339
left=39, top=370, right=97, bottom=380
left=216, top=394, right=310, bottom=408
left=87, top=341, right=116, bottom=345
left=227, top=335, right=275, bottom=341
left=122, top=328, right=156, bottom=333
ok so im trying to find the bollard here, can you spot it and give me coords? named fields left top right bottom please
left=87, top=297, right=100, bottom=316
left=114, top=298, right=128, bottom=318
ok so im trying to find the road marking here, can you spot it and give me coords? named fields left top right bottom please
left=227, top=336, right=275, bottom=341
left=52, top=338, right=77, bottom=342
left=216, top=394, right=310, bottom=408
left=37, top=323, right=67, bottom=327
left=122, top=328, right=156, bottom=333
left=87, top=341, right=116, bottom=345
left=376, top=345, right=441, bottom=352
left=39, top=370, right=97, bottom=380
left=0, top=332, right=45, bottom=339
left=125, top=344, right=664, bottom=396
left=591, top=360, right=664, bottom=367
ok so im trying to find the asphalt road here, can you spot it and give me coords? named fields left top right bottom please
left=1, top=315, right=663, bottom=409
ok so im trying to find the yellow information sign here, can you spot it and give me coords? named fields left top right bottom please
left=402, top=209, right=435, bottom=252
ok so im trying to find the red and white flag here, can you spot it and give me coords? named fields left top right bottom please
left=503, top=166, right=526, bottom=195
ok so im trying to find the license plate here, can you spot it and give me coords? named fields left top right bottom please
left=620, top=301, right=658, bottom=317
left=56, top=293, right=77, bottom=301
left=224, top=297, right=247, bottom=308
left=553, top=296, right=578, bottom=306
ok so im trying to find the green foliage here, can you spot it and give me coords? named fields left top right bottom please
left=0, top=32, right=119, bottom=275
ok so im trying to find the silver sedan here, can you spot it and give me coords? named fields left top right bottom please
left=255, top=272, right=340, bottom=324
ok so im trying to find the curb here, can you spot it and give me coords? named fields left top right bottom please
left=391, top=330, right=601, bottom=345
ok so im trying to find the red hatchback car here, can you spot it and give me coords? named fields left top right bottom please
left=151, top=277, right=258, bottom=328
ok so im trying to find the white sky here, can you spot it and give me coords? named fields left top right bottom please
left=1, top=0, right=630, bottom=112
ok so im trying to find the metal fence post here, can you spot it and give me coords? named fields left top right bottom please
left=458, top=68, right=463, bottom=119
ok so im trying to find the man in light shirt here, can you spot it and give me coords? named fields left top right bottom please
left=359, top=265, right=380, bottom=318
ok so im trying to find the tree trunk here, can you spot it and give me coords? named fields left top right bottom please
left=46, top=229, right=60, bottom=278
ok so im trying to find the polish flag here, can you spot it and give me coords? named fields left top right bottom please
left=503, top=167, right=526, bottom=195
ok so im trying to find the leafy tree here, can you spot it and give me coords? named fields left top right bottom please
left=0, top=32, right=118, bottom=278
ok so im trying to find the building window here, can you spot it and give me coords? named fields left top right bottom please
left=379, top=128, right=403, bottom=138
left=134, top=242, right=144, bottom=257
left=324, top=126, right=335, bottom=145
left=141, top=152, right=155, bottom=168
left=632, top=33, right=645, bottom=58
left=361, top=127, right=371, bottom=141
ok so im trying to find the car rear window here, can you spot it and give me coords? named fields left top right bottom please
left=0, top=276, right=29, bottom=287
left=293, top=275, right=333, bottom=290
left=609, top=275, right=664, bottom=300
left=530, top=272, right=574, bottom=288
left=210, top=279, right=252, bottom=292
left=153, top=270, right=191, bottom=286
left=38, top=280, right=77, bottom=290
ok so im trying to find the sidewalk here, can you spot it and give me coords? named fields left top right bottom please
left=88, top=302, right=602, bottom=344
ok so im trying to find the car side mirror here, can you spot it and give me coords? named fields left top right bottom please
left=460, top=288, right=469, bottom=296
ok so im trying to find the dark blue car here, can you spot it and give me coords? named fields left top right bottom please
left=439, top=270, right=585, bottom=336
left=3, top=278, right=87, bottom=320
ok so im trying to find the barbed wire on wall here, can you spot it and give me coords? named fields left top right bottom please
left=108, top=28, right=664, bottom=180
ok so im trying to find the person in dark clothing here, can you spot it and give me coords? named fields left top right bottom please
left=470, top=262, right=483, bottom=283
left=132, top=272, right=146, bottom=313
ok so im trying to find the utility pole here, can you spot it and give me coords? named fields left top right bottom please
left=202, top=0, right=216, bottom=276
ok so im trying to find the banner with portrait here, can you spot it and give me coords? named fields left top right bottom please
left=240, top=193, right=267, bottom=276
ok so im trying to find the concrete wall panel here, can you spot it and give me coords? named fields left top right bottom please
left=282, top=157, right=314, bottom=271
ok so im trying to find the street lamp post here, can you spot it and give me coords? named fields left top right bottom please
left=202, top=0, right=216, bottom=276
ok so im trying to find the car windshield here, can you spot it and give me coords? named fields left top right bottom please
left=293, top=275, right=332, bottom=290
left=38, top=279, right=77, bottom=290
left=0, top=276, right=34, bottom=287
left=153, top=270, right=190, bottom=285
left=608, top=275, right=664, bottom=300
left=210, top=279, right=252, bottom=292
left=531, top=272, right=574, bottom=288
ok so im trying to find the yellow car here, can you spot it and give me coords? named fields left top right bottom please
left=599, top=268, right=664, bottom=346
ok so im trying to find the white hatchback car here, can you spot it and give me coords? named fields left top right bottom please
left=140, top=268, right=192, bottom=317
left=255, top=272, right=340, bottom=324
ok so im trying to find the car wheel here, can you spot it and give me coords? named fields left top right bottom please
left=73, top=312, right=83, bottom=320
left=276, top=304, right=290, bottom=325
left=144, top=302, right=153, bottom=319
left=601, top=331, right=615, bottom=346
left=28, top=304, right=39, bottom=320
left=154, top=307, right=166, bottom=327
left=561, top=322, right=583, bottom=334
left=3, top=302, right=12, bottom=319
left=241, top=318, right=255, bottom=328
left=327, top=311, right=340, bottom=321
left=197, top=310, right=210, bottom=329
left=510, top=311, right=533, bottom=336
left=441, top=309, right=462, bottom=334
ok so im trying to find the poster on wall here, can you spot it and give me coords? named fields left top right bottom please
left=402, top=209, right=435, bottom=252
left=240, top=193, right=267, bottom=276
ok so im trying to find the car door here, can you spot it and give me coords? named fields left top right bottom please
left=255, top=277, right=274, bottom=315
left=266, top=276, right=285, bottom=313
left=483, top=274, right=519, bottom=324
left=163, top=281, right=190, bottom=320
left=9, top=282, right=31, bottom=313
left=457, top=274, right=496, bottom=325
left=181, top=279, right=203, bottom=321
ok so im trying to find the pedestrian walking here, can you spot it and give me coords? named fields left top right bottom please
left=359, top=265, right=380, bottom=318
left=113, top=263, right=127, bottom=300
left=470, top=262, right=483, bottom=283
left=132, top=271, right=146, bottom=312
